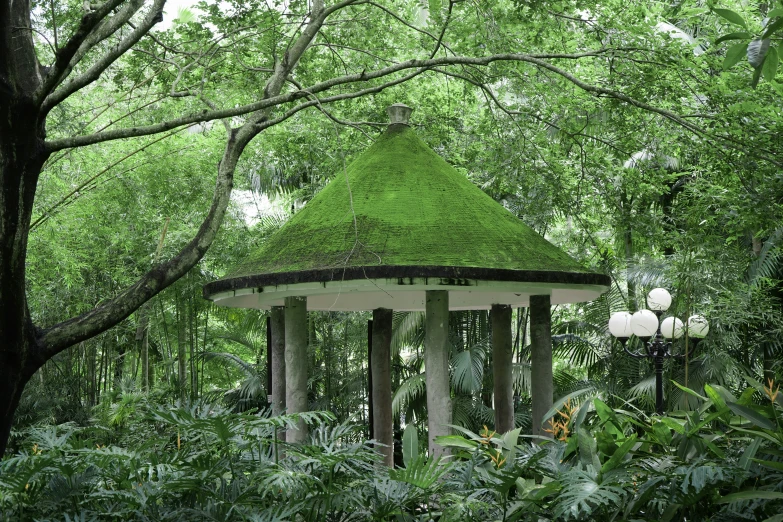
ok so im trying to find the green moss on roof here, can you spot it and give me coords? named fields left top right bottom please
left=224, top=124, right=591, bottom=279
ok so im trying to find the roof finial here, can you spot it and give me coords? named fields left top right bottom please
left=387, top=103, right=413, bottom=125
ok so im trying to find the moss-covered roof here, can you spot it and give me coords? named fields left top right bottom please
left=206, top=124, right=607, bottom=298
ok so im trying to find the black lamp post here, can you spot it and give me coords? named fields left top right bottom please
left=608, top=288, right=709, bottom=415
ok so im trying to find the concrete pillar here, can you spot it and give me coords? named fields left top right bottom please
left=425, top=290, right=452, bottom=458
left=530, top=295, right=553, bottom=438
left=491, top=304, right=514, bottom=434
left=371, top=308, right=394, bottom=466
left=270, top=306, right=286, bottom=420
left=285, top=296, right=308, bottom=443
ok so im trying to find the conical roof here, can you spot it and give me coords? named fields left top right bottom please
left=204, top=121, right=609, bottom=311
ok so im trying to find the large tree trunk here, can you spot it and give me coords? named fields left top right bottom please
left=0, top=0, right=50, bottom=457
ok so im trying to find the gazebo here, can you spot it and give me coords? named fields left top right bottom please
left=203, top=104, right=610, bottom=465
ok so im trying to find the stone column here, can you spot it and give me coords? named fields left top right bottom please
left=425, top=290, right=452, bottom=458
left=285, top=296, right=308, bottom=443
left=491, top=304, right=514, bottom=434
left=371, top=308, right=394, bottom=466
left=270, top=306, right=286, bottom=419
left=530, top=295, right=553, bottom=438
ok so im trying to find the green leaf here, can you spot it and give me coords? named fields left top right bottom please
left=727, top=402, right=776, bottom=429
left=739, top=437, right=762, bottom=470
left=659, top=417, right=686, bottom=434
left=716, top=31, right=751, bottom=45
left=763, top=47, right=779, bottom=81
left=724, top=42, right=749, bottom=69
left=601, top=434, right=637, bottom=473
left=752, top=65, right=763, bottom=87
left=763, top=515, right=783, bottom=522
left=769, top=8, right=783, bottom=18
left=402, top=424, right=418, bottom=467
left=701, top=436, right=726, bottom=459
left=651, top=420, right=673, bottom=445
left=672, top=380, right=708, bottom=401
left=717, top=490, right=783, bottom=503
left=713, top=8, right=747, bottom=28
left=752, top=458, right=783, bottom=471
left=687, top=409, right=729, bottom=436
left=433, top=434, right=478, bottom=450
left=763, top=17, right=783, bottom=39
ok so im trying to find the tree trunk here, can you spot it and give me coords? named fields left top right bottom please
left=371, top=308, right=393, bottom=466
left=530, top=295, right=553, bottom=439
left=285, top=296, right=308, bottom=443
left=425, top=290, right=451, bottom=458
left=491, top=304, right=514, bottom=434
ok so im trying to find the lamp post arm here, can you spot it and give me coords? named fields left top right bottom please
left=623, top=343, right=650, bottom=359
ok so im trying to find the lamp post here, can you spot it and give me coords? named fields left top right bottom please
left=608, top=288, right=709, bottom=414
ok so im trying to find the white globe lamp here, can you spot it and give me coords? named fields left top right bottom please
left=660, top=317, right=684, bottom=339
left=630, top=309, right=659, bottom=338
left=608, top=311, right=633, bottom=339
left=687, top=315, right=710, bottom=338
left=647, top=288, right=672, bottom=312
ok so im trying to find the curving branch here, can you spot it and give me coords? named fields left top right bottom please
left=42, top=0, right=166, bottom=113
left=36, top=0, right=136, bottom=104
left=38, top=0, right=359, bottom=358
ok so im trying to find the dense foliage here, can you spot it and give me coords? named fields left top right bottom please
left=3, top=379, right=783, bottom=520
left=3, top=0, right=783, bottom=518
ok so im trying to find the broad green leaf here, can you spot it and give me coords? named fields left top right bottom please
left=763, top=47, right=779, bottom=81
left=502, top=427, right=522, bottom=450
left=704, top=384, right=727, bottom=411
left=724, top=42, right=749, bottom=69
left=769, top=8, right=783, bottom=18
left=402, top=424, right=418, bottom=467
left=739, top=437, right=762, bottom=470
left=601, top=434, right=637, bottom=473
left=672, top=380, right=707, bottom=401
left=701, top=436, right=726, bottom=459
left=541, top=388, right=593, bottom=426
left=763, top=17, right=783, bottom=39
left=738, top=387, right=756, bottom=406
left=763, top=515, right=783, bottom=522
left=651, top=420, right=672, bottom=445
left=752, top=458, right=783, bottom=471
left=659, top=417, right=686, bottom=434
left=687, top=409, right=730, bottom=436
left=732, top=426, right=781, bottom=445
left=715, top=31, right=751, bottom=45
left=717, top=490, right=783, bottom=503
left=752, top=65, right=763, bottom=87
left=727, top=402, right=776, bottom=429
left=713, top=8, right=747, bottom=28
left=433, top=435, right=477, bottom=450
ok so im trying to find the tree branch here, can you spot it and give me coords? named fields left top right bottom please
left=35, top=0, right=132, bottom=104
left=42, top=0, right=165, bottom=113
left=37, top=0, right=357, bottom=357
left=45, top=50, right=777, bottom=166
